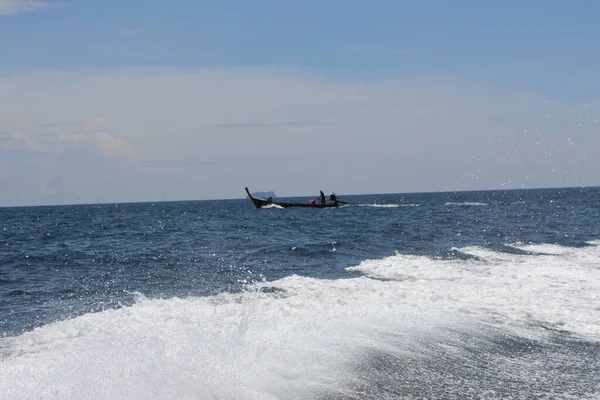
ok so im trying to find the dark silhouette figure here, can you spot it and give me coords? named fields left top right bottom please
left=319, top=191, right=326, bottom=204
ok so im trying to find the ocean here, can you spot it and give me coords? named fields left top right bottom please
left=1, top=187, right=599, bottom=399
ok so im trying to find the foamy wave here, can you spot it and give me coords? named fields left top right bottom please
left=444, top=202, right=488, bottom=206
left=0, top=274, right=453, bottom=400
left=509, top=242, right=576, bottom=255
left=358, top=203, right=418, bottom=208
left=358, top=204, right=399, bottom=208
left=2, top=242, right=600, bottom=399
left=260, top=203, right=284, bottom=209
left=348, top=242, right=600, bottom=340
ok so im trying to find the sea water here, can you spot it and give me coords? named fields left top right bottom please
left=1, top=187, right=599, bottom=399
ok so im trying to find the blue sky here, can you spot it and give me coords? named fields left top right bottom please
left=1, top=0, right=599, bottom=205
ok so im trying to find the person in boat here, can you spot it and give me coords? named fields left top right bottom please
left=319, top=191, right=326, bottom=204
left=267, top=196, right=273, bottom=204
left=330, top=193, right=337, bottom=202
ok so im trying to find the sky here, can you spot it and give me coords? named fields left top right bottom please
left=1, top=0, right=599, bottom=206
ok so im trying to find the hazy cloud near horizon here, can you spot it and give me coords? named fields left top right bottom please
left=0, top=0, right=59, bottom=16
left=1, top=67, right=598, bottom=206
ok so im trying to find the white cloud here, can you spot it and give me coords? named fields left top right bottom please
left=0, top=0, right=62, bottom=16
left=56, top=118, right=137, bottom=159
left=0, top=67, right=598, bottom=206
left=1, top=118, right=136, bottom=159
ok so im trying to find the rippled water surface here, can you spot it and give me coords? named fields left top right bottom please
left=1, top=187, right=600, bottom=399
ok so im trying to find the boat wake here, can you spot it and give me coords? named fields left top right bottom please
left=2, top=241, right=599, bottom=399
left=357, top=203, right=418, bottom=208
left=444, top=202, right=488, bottom=206
left=259, top=203, right=284, bottom=209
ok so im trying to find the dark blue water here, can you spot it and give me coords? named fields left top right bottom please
left=0, top=186, right=594, bottom=336
left=2, top=187, right=600, bottom=399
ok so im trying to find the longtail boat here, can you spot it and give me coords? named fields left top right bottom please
left=245, top=187, right=339, bottom=209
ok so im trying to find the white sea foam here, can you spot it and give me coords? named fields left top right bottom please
left=510, top=242, right=577, bottom=255
left=358, top=203, right=418, bottom=208
left=0, top=276, right=447, bottom=400
left=349, top=242, right=600, bottom=339
left=260, top=204, right=284, bottom=209
left=444, top=202, right=488, bottom=206
left=357, top=204, right=399, bottom=207
left=1, top=242, right=599, bottom=399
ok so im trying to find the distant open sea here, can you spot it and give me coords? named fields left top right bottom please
left=1, top=187, right=600, bottom=399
